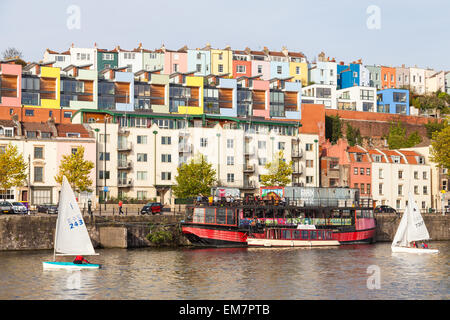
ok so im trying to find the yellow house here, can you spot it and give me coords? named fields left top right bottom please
left=289, top=61, right=308, bottom=86
left=22, top=64, right=61, bottom=109
left=175, top=75, right=204, bottom=115
left=210, top=45, right=233, bottom=76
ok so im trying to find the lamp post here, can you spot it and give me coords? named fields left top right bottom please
left=103, top=116, right=110, bottom=210
left=314, top=139, right=319, bottom=187
left=153, top=130, right=158, bottom=200
left=94, top=128, right=100, bottom=210
left=216, top=133, right=221, bottom=185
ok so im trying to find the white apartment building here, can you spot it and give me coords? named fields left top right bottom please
left=87, top=119, right=319, bottom=205
left=117, top=47, right=143, bottom=73
left=425, top=70, right=446, bottom=94
left=336, top=86, right=377, bottom=112
left=409, top=67, right=426, bottom=95
left=301, top=84, right=337, bottom=109
left=370, top=149, right=431, bottom=212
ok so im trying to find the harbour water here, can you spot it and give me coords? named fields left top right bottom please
left=0, top=242, right=448, bottom=300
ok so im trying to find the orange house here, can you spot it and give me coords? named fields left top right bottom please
left=381, top=66, right=396, bottom=89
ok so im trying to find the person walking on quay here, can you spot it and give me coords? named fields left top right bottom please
left=118, top=200, right=124, bottom=215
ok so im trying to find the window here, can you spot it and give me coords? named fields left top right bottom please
left=99, top=134, right=110, bottom=143
left=391, top=156, right=400, bottom=164
left=200, top=138, right=208, bottom=147
left=379, top=168, right=383, bottom=179
left=422, top=201, right=426, bottom=209
left=278, top=142, right=285, bottom=150
left=367, top=184, right=371, bottom=195
left=305, top=143, right=313, bottom=151
left=277, top=66, right=282, bottom=74
left=34, top=166, right=43, bottom=182
left=379, top=183, right=383, bottom=195
left=257, top=65, right=263, bottom=74
left=396, top=200, right=401, bottom=209
left=55, top=55, right=65, bottom=62
left=354, top=167, right=358, bottom=175
left=258, top=141, right=266, bottom=149
left=398, top=170, right=403, bottom=179
left=414, top=185, right=419, bottom=195
left=25, top=109, right=34, bottom=116
left=306, top=176, right=314, bottom=184
left=227, top=139, right=234, bottom=149
left=414, top=171, right=418, bottom=179
left=236, top=65, right=246, bottom=73
left=99, top=152, right=110, bottom=161
left=124, top=52, right=135, bottom=60
left=423, top=186, right=428, bottom=194
left=32, top=189, right=51, bottom=205
left=161, top=136, right=171, bottom=145
left=218, top=64, right=224, bottom=73
left=137, top=135, right=147, bottom=144
left=354, top=183, right=359, bottom=190
left=360, top=184, right=365, bottom=194
left=258, top=158, right=267, bottom=166
left=306, top=160, right=314, bottom=168
left=161, top=172, right=171, bottom=181
left=137, top=171, right=148, bottom=181
left=196, top=64, right=202, bottom=72
left=296, top=66, right=300, bottom=75
left=103, top=53, right=114, bottom=61
left=137, top=191, right=147, bottom=200
left=173, top=64, right=178, bottom=72
left=34, top=146, right=43, bottom=159
left=161, top=154, right=172, bottom=163
left=0, top=189, right=14, bottom=200
left=99, top=171, right=110, bottom=180
left=366, top=168, right=370, bottom=175
left=227, top=173, right=234, bottom=183
left=227, top=156, right=234, bottom=166
left=398, top=185, right=403, bottom=196
left=26, top=131, right=37, bottom=138
left=360, top=168, right=365, bottom=175
left=137, top=153, right=147, bottom=162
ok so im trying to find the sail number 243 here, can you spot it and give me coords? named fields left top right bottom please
left=67, top=216, right=84, bottom=229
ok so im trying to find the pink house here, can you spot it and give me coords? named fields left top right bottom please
left=0, top=62, right=22, bottom=108
left=162, top=46, right=188, bottom=74
left=252, top=78, right=270, bottom=118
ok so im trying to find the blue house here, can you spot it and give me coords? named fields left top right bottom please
left=337, top=63, right=362, bottom=89
left=376, top=89, right=410, bottom=115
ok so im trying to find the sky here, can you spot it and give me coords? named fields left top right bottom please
left=0, top=0, right=448, bottom=70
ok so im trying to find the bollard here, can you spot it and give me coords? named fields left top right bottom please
left=126, top=208, right=128, bottom=216
left=113, top=207, right=115, bottom=215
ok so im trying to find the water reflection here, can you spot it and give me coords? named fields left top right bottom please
left=0, top=242, right=448, bottom=300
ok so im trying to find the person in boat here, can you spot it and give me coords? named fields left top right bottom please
left=421, top=242, right=428, bottom=249
left=411, top=241, right=417, bottom=248
left=73, top=255, right=90, bottom=264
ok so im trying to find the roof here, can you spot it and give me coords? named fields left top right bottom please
left=288, top=52, right=305, bottom=58
left=55, top=123, right=90, bottom=138
left=269, top=51, right=285, bottom=57
left=0, top=119, right=16, bottom=127
left=22, top=122, right=53, bottom=133
left=378, top=149, right=406, bottom=164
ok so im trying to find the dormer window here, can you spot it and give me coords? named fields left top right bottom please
left=372, top=155, right=381, bottom=162
left=26, top=131, right=37, bottom=138
left=67, top=132, right=80, bottom=138
left=41, top=132, right=51, bottom=139
left=391, top=155, right=400, bottom=163
left=355, top=154, right=362, bottom=162
left=417, top=156, right=425, bottom=164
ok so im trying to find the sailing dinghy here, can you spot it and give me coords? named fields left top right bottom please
left=391, top=192, right=438, bottom=254
left=43, top=176, right=101, bottom=269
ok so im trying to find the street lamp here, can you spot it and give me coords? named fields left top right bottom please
left=94, top=128, right=100, bottom=208
left=103, top=115, right=111, bottom=210
left=314, top=139, right=319, bottom=187
left=216, top=133, right=221, bottom=185
left=153, top=130, right=158, bottom=199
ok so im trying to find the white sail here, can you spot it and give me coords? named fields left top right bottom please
left=405, top=192, right=430, bottom=243
left=391, top=205, right=408, bottom=247
left=54, top=176, right=96, bottom=256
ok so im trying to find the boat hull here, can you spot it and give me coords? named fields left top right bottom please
left=42, top=261, right=101, bottom=270
left=247, top=238, right=340, bottom=247
left=334, top=228, right=376, bottom=244
left=182, top=225, right=247, bottom=247
left=391, top=246, right=439, bottom=254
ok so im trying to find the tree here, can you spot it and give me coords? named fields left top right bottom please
left=55, top=146, right=94, bottom=192
left=425, top=119, right=447, bottom=139
left=386, top=121, right=422, bottom=149
left=172, top=154, right=217, bottom=198
left=325, top=115, right=343, bottom=144
left=345, top=123, right=362, bottom=147
left=0, top=144, right=28, bottom=196
left=2, top=47, right=23, bottom=60
left=260, top=151, right=293, bottom=187
left=430, top=122, right=450, bottom=171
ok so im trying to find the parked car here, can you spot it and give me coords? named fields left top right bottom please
left=0, top=201, right=14, bottom=214
left=11, top=202, right=28, bottom=214
left=37, top=204, right=58, bottom=214
left=140, top=202, right=163, bottom=215
left=374, top=205, right=397, bottom=214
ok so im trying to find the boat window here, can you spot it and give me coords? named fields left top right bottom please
left=301, top=230, right=309, bottom=240
left=310, top=231, right=317, bottom=240
left=292, top=230, right=300, bottom=239
left=317, top=231, right=323, bottom=240
left=342, top=210, right=351, bottom=217
left=205, top=208, right=216, bottom=223
left=193, top=208, right=205, bottom=223
left=256, top=209, right=264, bottom=218
left=226, top=209, right=235, bottom=225
left=216, top=208, right=226, bottom=224
left=282, top=230, right=291, bottom=239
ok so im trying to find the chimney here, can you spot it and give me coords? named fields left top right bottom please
left=138, top=42, right=142, bottom=49
left=281, top=46, right=288, bottom=57
left=224, top=44, right=231, bottom=50
left=71, top=43, right=74, bottom=48
left=94, top=42, right=97, bottom=48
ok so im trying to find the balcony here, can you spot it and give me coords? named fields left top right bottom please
left=243, top=164, right=255, bottom=173
left=118, top=161, right=132, bottom=170
left=178, top=143, right=192, bottom=153
left=118, top=179, right=133, bottom=188
left=292, top=164, right=304, bottom=175
left=118, top=141, right=132, bottom=151
left=244, top=146, right=255, bottom=156
left=291, top=149, right=303, bottom=158
left=241, top=180, right=256, bottom=190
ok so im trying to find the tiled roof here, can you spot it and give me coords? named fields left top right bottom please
left=22, top=122, right=52, bottom=133
left=269, top=51, right=285, bottom=57
left=288, top=52, right=305, bottom=58
left=55, top=123, right=90, bottom=138
left=0, top=119, right=16, bottom=127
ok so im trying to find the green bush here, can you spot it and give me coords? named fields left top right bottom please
left=146, top=228, right=173, bottom=245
